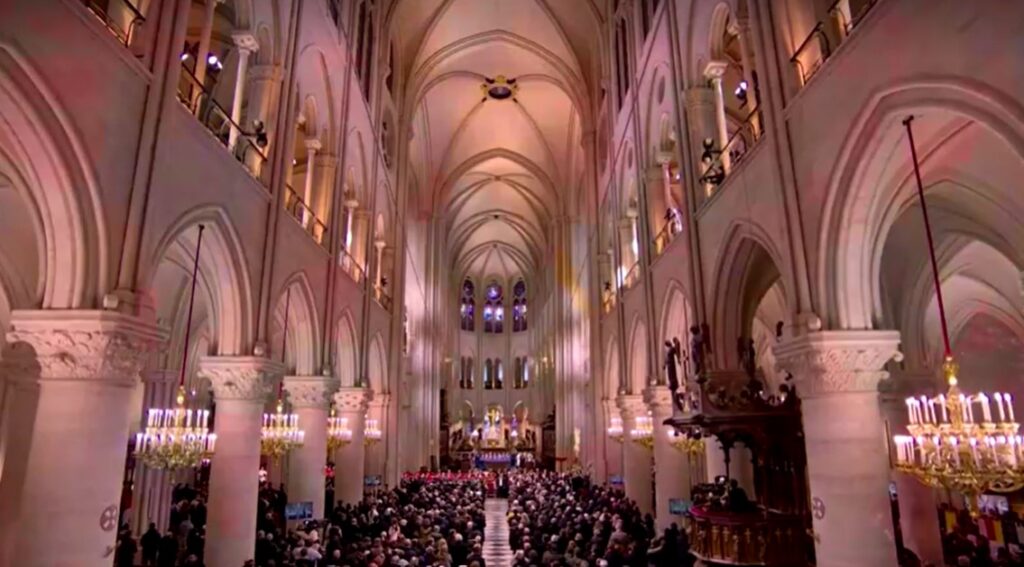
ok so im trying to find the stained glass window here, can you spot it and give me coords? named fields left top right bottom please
left=484, top=283, right=503, bottom=333
left=513, top=280, right=527, bottom=332
left=460, top=279, right=475, bottom=331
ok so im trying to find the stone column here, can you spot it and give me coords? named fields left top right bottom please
left=199, top=356, right=282, bottom=567
left=228, top=32, right=258, bottom=151
left=365, top=394, right=389, bottom=483
left=373, top=238, right=386, bottom=296
left=352, top=210, right=371, bottom=276
left=881, top=371, right=944, bottom=566
left=332, top=388, right=370, bottom=505
left=645, top=386, right=690, bottom=531
left=301, top=138, right=322, bottom=228
left=311, top=154, right=338, bottom=242
left=0, top=310, right=164, bottom=567
left=132, top=369, right=179, bottom=535
left=244, top=64, right=283, bottom=170
left=283, top=375, right=333, bottom=519
left=602, top=399, right=622, bottom=482
left=703, top=60, right=731, bottom=173
left=618, top=395, right=654, bottom=516
left=774, top=330, right=902, bottom=567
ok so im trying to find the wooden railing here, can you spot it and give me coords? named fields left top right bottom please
left=81, top=0, right=145, bottom=48
left=283, top=184, right=329, bottom=249
left=338, top=247, right=366, bottom=284
left=792, top=0, right=881, bottom=87
left=621, top=261, right=641, bottom=290
left=699, top=105, right=763, bottom=195
left=689, top=506, right=810, bottom=566
left=176, top=66, right=268, bottom=183
left=653, top=212, right=684, bottom=257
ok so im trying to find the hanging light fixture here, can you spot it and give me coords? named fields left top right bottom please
left=630, top=413, right=654, bottom=450
left=364, top=417, right=382, bottom=446
left=261, top=288, right=305, bottom=459
left=606, top=415, right=624, bottom=443
left=135, top=225, right=217, bottom=470
left=891, top=116, right=1024, bottom=516
left=666, top=426, right=705, bottom=456
left=327, top=407, right=352, bottom=451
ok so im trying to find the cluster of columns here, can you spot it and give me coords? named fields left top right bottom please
left=0, top=309, right=381, bottom=567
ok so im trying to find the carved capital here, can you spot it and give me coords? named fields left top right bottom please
left=198, top=356, right=283, bottom=401
left=284, top=375, right=335, bottom=409
left=2, top=310, right=166, bottom=386
left=333, top=387, right=371, bottom=414
left=616, top=394, right=647, bottom=419
left=703, top=60, right=728, bottom=81
left=643, top=385, right=675, bottom=418
left=232, top=31, right=259, bottom=53
left=773, top=331, right=902, bottom=398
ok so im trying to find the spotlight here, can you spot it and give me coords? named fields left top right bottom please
left=207, top=53, right=219, bottom=66
left=180, top=52, right=190, bottom=62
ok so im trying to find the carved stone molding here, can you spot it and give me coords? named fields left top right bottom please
left=284, top=375, right=335, bottom=409
left=198, top=356, right=283, bottom=401
left=643, top=385, right=674, bottom=418
left=602, top=398, right=621, bottom=419
left=617, top=394, right=647, bottom=419
left=2, top=310, right=166, bottom=386
left=773, top=331, right=902, bottom=398
left=333, top=387, right=371, bottom=414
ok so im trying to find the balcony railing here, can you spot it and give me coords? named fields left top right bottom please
left=177, top=66, right=268, bottom=183
left=699, top=105, right=763, bottom=196
left=283, top=184, right=329, bottom=249
left=82, top=0, right=145, bottom=48
left=338, top=247, right=366, bottom=284
left=374, top=286, right=393, bottom=312
left=602, top=288, right=617, bottom=314
left=621, top=261, right=641, bottom=290
left=792, top=0, right=880, bottom=87
left=653, top=212, right=684, bottom=257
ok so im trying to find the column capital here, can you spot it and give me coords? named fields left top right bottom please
left=368, top=393, right=390, bottom=412
left=603, top=397, right=621, bottom=418
left=142, top=368, right=178, bottom=385
left=231, top=31, right=260, bottom=53
left=198, top=356, right=283, bottom=401
left=773, top=330, right=902, bottom=398
left=333, top=386, right=371, bottom=413
left=304, top=137, right=322, bottom=152
left=879, top=368, right=942, bottom=403
left=616, top=393, right=647, bottom=418
left=643, top=385, right=675, bottom=418
left=2, top=310, right=166, bottom=386
left=703, top=60, right=728, bottom=80
left=284, top=375, right=335, bottom=409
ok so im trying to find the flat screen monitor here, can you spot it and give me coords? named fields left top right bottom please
left=668, top=498, right=691, bottom=515
left=285, top=501, right=313, bottom=521
left=609, top=475, right=624, bottom=486
left=364, top=475, right=382, bottom=487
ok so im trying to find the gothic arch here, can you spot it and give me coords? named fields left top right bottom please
left=821, top=79, right=1024, bottom=331
left=367, top=332, right=387, bottom=393
left=0, top=44, right=107, bottom=310
left=627, top=317, right=649, bottom=393
left=144, top=206, right=255, bottom=356
left=335, top=310, right=359, bottom=387
left=658, top=280, right=694, bottom=379
left=270, top=271, right=321, bottom=376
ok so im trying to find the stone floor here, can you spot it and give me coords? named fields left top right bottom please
left=482, top=498, right=514, bottom=567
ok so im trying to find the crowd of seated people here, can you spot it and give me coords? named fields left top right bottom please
left=249, top=472, right=488, bottom=567
left=506, top=470, right=688, bottom=566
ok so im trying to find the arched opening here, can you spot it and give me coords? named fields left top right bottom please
left=512, top=279, right=527, bottom=332
left=483, top=282, right=504, bottom=334
left=627, top=319, right=649, bottom=393
left=268, top=275, right=319, bottom=376
left=460, top=279, right=476, bottom=331
left=334, top=312, right=358, bottom=387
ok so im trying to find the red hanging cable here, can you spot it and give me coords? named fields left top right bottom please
left=903, top=116, right=952, bottom=358
left=177, top=224, right=206, bottom=388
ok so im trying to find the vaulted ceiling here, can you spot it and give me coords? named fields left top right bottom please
left=392, top=0, right=603, bottom=283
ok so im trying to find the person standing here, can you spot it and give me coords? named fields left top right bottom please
left=140, top=522, right=161, bottom=566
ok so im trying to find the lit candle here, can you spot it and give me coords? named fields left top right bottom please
left=996, top=393, right=1007, bottom=422
left=938, top=394, right=948, bottom=422
left=1007, top=394, right=1016, bottom=422
left=920, top=396, right=931, bottom=423
left=978, top=394, right=992, bottom=423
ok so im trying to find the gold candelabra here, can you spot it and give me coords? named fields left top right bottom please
left=630, top=414, right=654, bottom=450
left=667, top=427, right=705, bottom=456
left=606, top=416, right=624, bottom=443
left=135, top=386, right=216, bottom=470
left=261, top=399, right=304, bottom=459
left=327, top=408, right=352, bottom=451
left=892, top=357, right=1024, bottom=515
left=364, top=417, right=382, bottom=446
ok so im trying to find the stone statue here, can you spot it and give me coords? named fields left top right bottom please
left=664, top=339, right=681, bottom=391
left=690, top=325, right=706, bottom=377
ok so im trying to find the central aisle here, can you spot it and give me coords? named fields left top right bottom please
left=482, top=498, right=514, bottom=567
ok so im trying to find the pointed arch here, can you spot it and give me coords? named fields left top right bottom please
left=334, top=309, right=358, bottom=387
left=144, top=206, right=255, bottom=356
left=627, top=317, right=649, bottom=393
left=270, top=271, right=321, bottom=376
left=367, top=332, right=387, bottom=393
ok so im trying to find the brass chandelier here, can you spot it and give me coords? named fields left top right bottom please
left=606, top=415, right=624, bottom=443
left=260, top=287, right=304, bottom=459
left=327, top=407, right=353, bottom=451
left=630, top=413, right=654, bottom=450
left=890, top=116, right=1024, bottom=515
left=364, top=417, right=382, bottom=446
left=135, top=225, right=216, bottom=470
